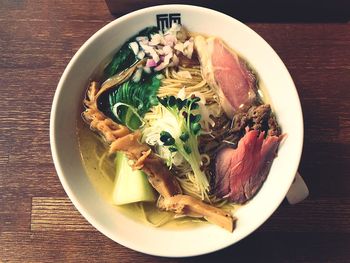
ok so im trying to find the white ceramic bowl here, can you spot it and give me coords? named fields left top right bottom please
left=50, top=5, right=303, bottom=257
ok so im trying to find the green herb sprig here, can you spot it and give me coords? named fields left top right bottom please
left=157, top=95, right=209, bottom=199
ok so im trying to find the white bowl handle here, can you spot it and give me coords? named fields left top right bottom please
left=286, top=171, right=309, bottom=205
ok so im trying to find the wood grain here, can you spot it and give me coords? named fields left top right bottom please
left=31, top=197, right=95, bottom=231
left=28, top=197, right=350, bottom=234
left=0, top=0, right=350, bottom=262
left=1, top=231, right=350, bottom=263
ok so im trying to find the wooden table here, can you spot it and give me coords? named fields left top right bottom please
left=1, top=1, right=350, bottom=262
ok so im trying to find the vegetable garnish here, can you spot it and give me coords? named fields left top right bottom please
left=104, top=23, right=194, bottom=83
left=112, top=152, right=156, bottom=205
left=144, top=95, right=210, bottom=200
left=103, top=26, right=159, bottom=80
left=108, top=74, right=161, bottom=131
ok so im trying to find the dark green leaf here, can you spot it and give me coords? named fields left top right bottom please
left=149, top=96, right=159, bottom=106
left=169, top=146, right=178, bottom=152
left=160, top=131, right=175, bottom=146
left=160, top=131, right=172, bottom=143
left=125, top=109, right=142, bottom=130
left=184, top=144, right=192, bottom=154
left=179, top=132, right=189, bottom=142
left=192, top=96, right=201, bottom=103
left=158, top=97, right=167, bottom=106
left=190, top=102, right=199, bottom=110
left=191, top=122, right=201, bottom=135
left=176, top=98, right=185, bottom=110
left=168, top=96, right=176, bottom=107
left=138, top=27, right=159, bottom=37
left=105, top=74, right=161, bottom=129
left=104, top=45, right=136, bottom=80
left=189, top=114, right=201, bottom=123
left=164, top=137, right=175, bottom=146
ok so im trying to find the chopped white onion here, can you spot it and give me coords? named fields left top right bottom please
left=129, top=42, right=139, bottom=55
left=137, top=50, right=145, bottom=59
left=164, top=34, right=177, bottom=47
left=143, top=66, right=151, bottom=74
left=132, top=68, right=143, bottom=82
left=156, top=74, right=164, bottom=79
left=156, top=48, right=165, bottom=56
left=165, top=23, right=181, bottom=35
left=140, top=43, right=160, bottom=63
left=162, top=45, right=172, bottom=55
left=150, top=49, right=160, bottom=63
left=163, top=52, right=173, bottom=65
left=146, top=59, right=157, bottom=67
left=154, top=62, right=167, bottom=71
left=149, top=33, right=162, bottom=46
left=136, top=36, right=148, bottom=43
left=172, top=54, right=179, bottom=66
left=134, top=24, right=192, bottom=72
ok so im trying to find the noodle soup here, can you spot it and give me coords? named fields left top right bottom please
left=79, top=23, right=283, bottom=232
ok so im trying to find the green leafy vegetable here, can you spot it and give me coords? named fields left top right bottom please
left=104, top=46, right=135, bottom=80
left=112, top=152, right=156, bottom=205
left=103, top=26, right=159, bottom=80
left=108, top=74, right=161, bottom=131
left=156, top=95, right=209, bottom=199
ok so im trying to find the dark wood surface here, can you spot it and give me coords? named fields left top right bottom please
left=1, top=0, right=350, bottom=262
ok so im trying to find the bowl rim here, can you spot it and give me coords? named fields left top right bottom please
left=50, top=4, right=304, bottom=257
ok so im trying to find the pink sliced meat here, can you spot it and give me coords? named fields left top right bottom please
left=211, top=39, right=256, bottom=111
left=194, top=36, right=256, bottom=117
left=215, top=129, right=283, bottom=204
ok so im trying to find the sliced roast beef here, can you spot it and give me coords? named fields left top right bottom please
left=194, top=36, right=257, bottom=118
left=215, top=129, right=283, bottom=204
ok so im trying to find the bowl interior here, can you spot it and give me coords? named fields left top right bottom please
left=50, top=5, right=303, bottom=257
